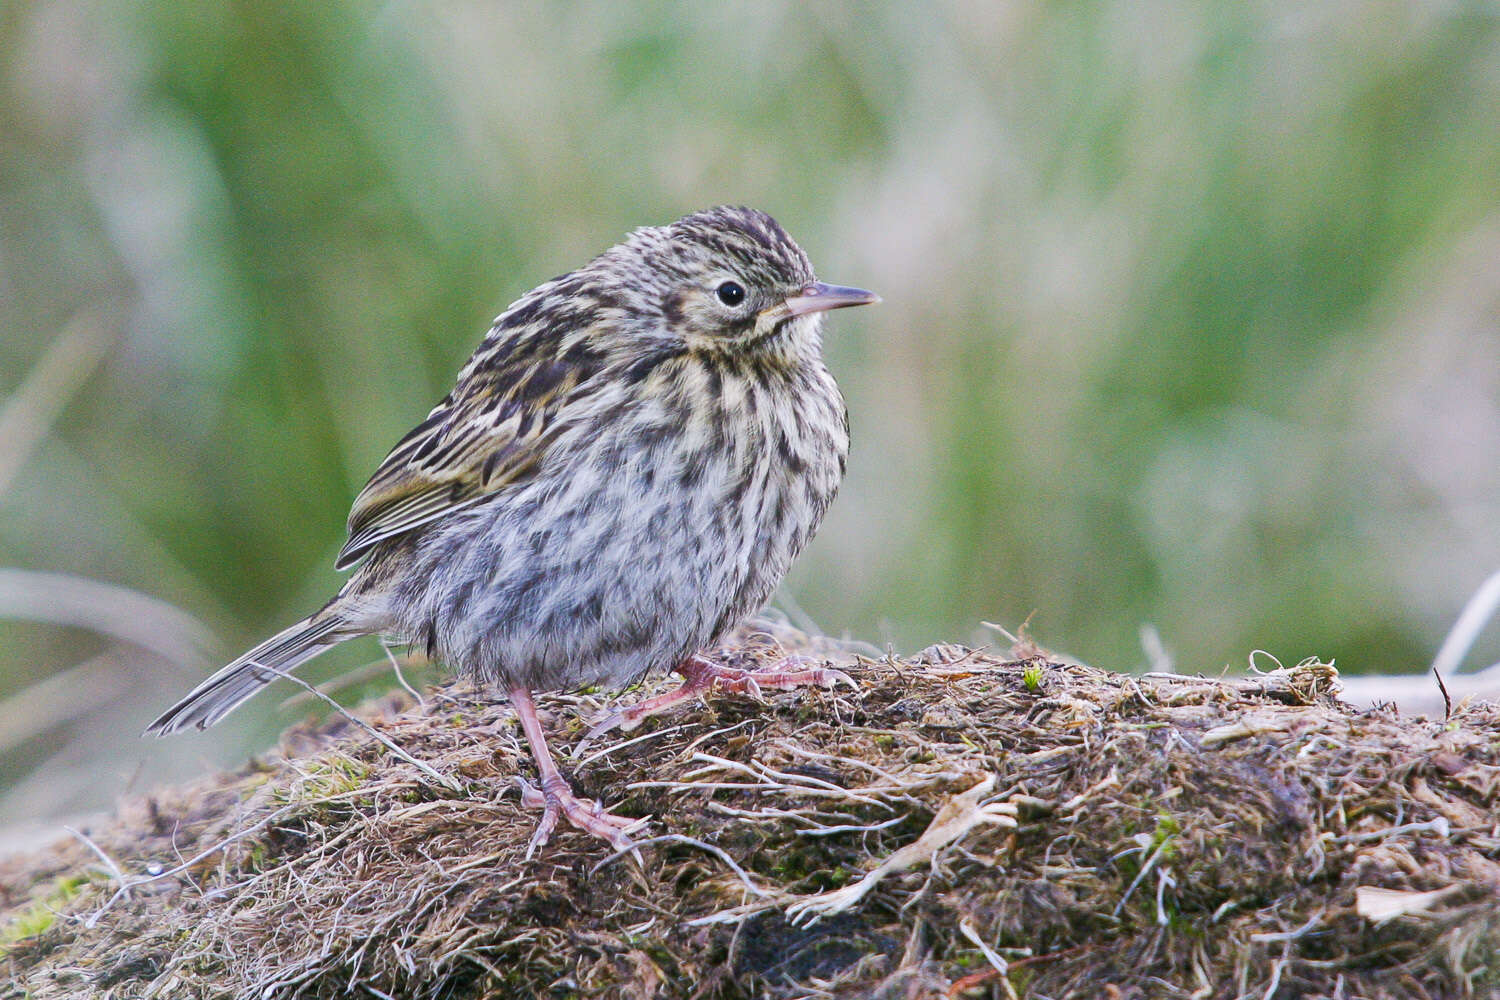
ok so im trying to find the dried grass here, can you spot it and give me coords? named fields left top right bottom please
left=2, top=624, right=1498, bottom=999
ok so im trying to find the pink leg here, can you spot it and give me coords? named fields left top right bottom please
left=582, top=653, right=856, bottom=745
left=509, top=687, right=644, bottom=857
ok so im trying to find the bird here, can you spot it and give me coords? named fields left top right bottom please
left=147, top=206, right=878, bottom=855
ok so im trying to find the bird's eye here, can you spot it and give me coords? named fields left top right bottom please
left=716, top=281, right=746, bottom=307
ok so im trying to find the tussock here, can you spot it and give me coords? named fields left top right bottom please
left=3, top=624, right=1498, bottom=998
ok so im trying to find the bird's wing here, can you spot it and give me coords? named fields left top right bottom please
left=335, top=329, right=604, bottom=570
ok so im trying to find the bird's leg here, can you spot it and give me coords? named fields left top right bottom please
left=581, top=652, right=856, bottom=745
left=508, top=686, right=643, bottom=858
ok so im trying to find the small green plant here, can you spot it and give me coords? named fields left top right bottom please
left=274, top=754, right=371, bottom=805
left=2, top=873, right=90, bottom=944
left=1152, top=814, right=1182, bottom=858
left=1021, top=663, right=1044, bottom=692
left=3, top=903, right=56, bottom=943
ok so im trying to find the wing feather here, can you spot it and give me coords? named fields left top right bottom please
left=335, top=313, right=606, bottom=570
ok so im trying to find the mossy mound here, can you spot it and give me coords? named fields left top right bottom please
left=3, top=626, right=1498, bottom=998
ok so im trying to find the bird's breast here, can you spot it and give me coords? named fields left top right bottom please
left=676, top=358, right=848, bottom=628
left=535, top=354, right=847, bottom=635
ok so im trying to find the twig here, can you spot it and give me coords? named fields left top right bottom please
left=1247, top=649, right=1284, bottom=674
left=1113, top=833, right=1172, bottom=918
left=1430, top=568, right=1500, bottom=679
left=380, top=639, right=425, bottom=707
left=702, top=800, right=909, bottom=835
left=944, top=945, right=1088, bottom=999
left=251, top=661, right=462, bottom=792
left=781, top=744, right=909, bottom=784
left=959, top=917, right=1009, bottom=976
left=83, top=798, right=313, bottom=926
left=785, top=776, right=1016, bottom=926
left=979, top=621, right=1020, bottom=644
left=1155, top=866, right=1177, bottom=927
left=572, top=724, right=684, bottom=767
left=590, top=834, right=772, bottom=898
left=1250, top=909, right=1325, bottom=943
left=1334, top=817, right=1450, bottom=845
left=63, top=826, right=127, bottom=907
left=686, top=751, right=881, bottom=801
left=1262, top=949, right=1288, bottom=1000
left=798, top=814, right=911, bottom=837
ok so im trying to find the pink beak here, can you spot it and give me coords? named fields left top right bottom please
left=783, top=282, right=880, bottom=318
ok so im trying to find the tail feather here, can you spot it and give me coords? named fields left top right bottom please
left=147, top=614, right=350, bottom=735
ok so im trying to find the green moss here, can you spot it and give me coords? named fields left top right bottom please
left=274, top=755, right=371, bottom=805
left=2, top=904, right=56, bottom=943
left=2, top=872, right=91, bottom=945
left=238, top=771, right=272, bottom=798
left=1152, top=814, right=1182, bottom=855
left=245, top=841, right=271, bottom=874
left=824, top=866, right=854, bottom=888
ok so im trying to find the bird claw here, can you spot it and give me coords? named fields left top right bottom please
left=823, top=668, right=859, bottom=691
left=515, top=775, right=646, bottom=859
left=739, top=654, right=858, bottom=693
left=580, top=710, right=633, bottom=746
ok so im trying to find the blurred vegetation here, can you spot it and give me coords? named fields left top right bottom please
left=2, top=1, right=1499, bottom=822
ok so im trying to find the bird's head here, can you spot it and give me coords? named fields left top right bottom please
left=595, top=206, right=878, bottom=362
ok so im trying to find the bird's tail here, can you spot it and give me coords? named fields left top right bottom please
left=146, top=611, right=353, bottom=735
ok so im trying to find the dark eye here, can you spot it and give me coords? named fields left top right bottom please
left=716, top=281, right=746, bottom=307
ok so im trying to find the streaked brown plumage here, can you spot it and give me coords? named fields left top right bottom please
left=148, top=206, right=877, bottom=852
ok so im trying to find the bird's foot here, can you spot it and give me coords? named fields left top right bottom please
left=516, top=773, right=645, bottom=859
left=581, top=652, right=857, bottom=747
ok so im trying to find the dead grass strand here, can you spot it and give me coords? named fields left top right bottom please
left=2, top=624, right=1497, bottom=998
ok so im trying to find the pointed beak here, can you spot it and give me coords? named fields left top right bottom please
left=782, top=282, right=880, bottom=318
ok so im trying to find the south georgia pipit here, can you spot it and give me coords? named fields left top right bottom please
left=149, top=206, right=878, bottom=854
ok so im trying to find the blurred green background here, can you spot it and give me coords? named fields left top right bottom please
left=3, top=1, right=1499, bottom=824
